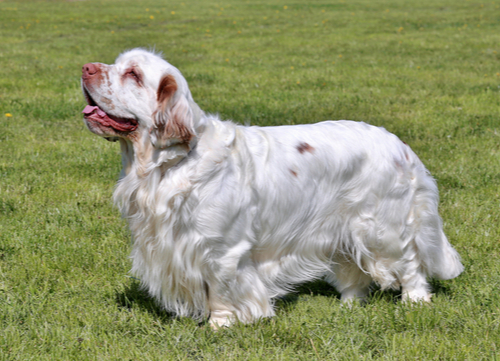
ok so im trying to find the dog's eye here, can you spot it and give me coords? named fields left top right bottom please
left=126, top=70, right=140, bottom=82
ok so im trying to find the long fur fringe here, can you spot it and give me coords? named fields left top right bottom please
left=82, top=49, right=464, bottom=326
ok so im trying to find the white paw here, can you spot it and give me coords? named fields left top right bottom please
left=208, top=312, right=235, bottom=330
left=402, top=290, right=432, bottom=303
left=341, top=295, right=367, bottom=308
left=340, top=287, right=369, bottom=307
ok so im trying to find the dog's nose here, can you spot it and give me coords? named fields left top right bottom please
left=82, top=63, right=98, bottom=77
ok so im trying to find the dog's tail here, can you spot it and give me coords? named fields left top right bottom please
left=412, top=169, right=464, bottom=280
left=424, top=230, right=464, bottom=280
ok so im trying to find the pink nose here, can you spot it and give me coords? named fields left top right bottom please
left=82, top=63, right=98, bottom=77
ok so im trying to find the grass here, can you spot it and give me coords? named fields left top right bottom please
left=1, top=0, right=500, bottom=359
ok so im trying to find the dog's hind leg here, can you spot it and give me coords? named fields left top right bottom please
left=399, top=242, right=432, bottom=302
left=399, top=177, right=462, bottom=302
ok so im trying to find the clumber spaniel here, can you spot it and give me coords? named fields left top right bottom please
left=81, top=49, right=463, bottom=328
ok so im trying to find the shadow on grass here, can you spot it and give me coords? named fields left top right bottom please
left=115, top=281, right=175, bottom=322
left=274, top=279, right=341, bottom=312
left=115, top=277, right=455, bottom=320
left=429, top=278, right=454, bottom=298
left=275, top=278, right=456, bottom=312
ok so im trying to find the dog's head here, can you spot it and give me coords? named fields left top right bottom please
left=81, top=49, right=201, bottom=150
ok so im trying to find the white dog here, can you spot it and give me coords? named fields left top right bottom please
left=81, top=49, right=463, bottom=328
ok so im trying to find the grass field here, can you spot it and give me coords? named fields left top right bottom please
left=1, top=0, right=500, bottom=359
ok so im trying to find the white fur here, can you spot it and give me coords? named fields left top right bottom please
left=82, top=49, right=463, bottom=327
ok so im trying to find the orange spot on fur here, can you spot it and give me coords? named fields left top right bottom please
left=290, top=169, right=297, bottom=177
left=296, top=142, right=315, bottom=154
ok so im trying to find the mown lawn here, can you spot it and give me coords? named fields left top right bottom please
left=1, top=0, right=499, bottom=359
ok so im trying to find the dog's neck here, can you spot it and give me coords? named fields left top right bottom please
left=118, top=100, right=205, bottom=179
left=115, top=132, right=194, bottom=223
left=114, top=112, right=236, bottom=230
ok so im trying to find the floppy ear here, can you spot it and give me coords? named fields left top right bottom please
left=150, top=74, right=195, bottom=149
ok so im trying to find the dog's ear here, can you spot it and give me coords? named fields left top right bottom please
left=150, top=74, right=195, bottom=149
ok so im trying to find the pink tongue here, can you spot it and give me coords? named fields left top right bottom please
left=82, top=104, right=137, bottom=132
left=83, top=105, right=99, bottom=115
left=82, top=105, right=107, bottom=118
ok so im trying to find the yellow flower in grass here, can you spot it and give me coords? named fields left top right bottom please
left=150, top=15, right=154, bottom=19
left=5, top=113, right=12, bottom=117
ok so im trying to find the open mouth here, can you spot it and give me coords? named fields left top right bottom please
left=82, top=87, right=138, bottom=133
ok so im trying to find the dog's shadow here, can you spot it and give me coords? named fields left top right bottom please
left=275, top=278, right=455, bottom=311
left=274, top=280, right=341, bottom=312
left=115, top=281, right=175, bottom=322
left=115, top=278, right=454, bottom=319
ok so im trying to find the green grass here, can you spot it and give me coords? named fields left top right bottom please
left=1, top=0, right=500, bottom=359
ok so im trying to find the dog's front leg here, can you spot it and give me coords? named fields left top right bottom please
left=207, top=289, right=237, bottom=329
left=205, top=240, right=275, bottom=329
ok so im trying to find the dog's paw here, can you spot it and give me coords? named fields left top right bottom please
left=402, top=289, right=432, bottom=303
left=208, top=311, right=235, bottom=330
